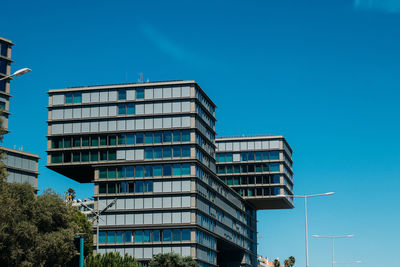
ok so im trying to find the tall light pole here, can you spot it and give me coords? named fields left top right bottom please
left=312, top=234, right=354, bottom=267
left=281, top=192, right=335, bottom=267
left=0, top=68, right=31, bottom=81
left=78, top=198, right=117, bottom=252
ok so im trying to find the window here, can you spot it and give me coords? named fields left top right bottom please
left=172, top=165, right=181, bottom=176
left=145, top=148, right=153, bottom=159
left=90, top=152, right=98, bottom=161
left=125, top=231, right=132, bottom=242
left=0, top=101, right=5, bottom=110
left=65, top=92, right=81, bottom=104
left=135, top=181, right=144, bottom=193
left=99, top=184, right=106, bottom=194
left=127, top=134, right=134, bottom=144
left=118, top=103, right=135, bottom=115
left=154, top=147, right=162, bottom=159
left=99, top=168, right=107, bottom=179
left=145, top=132, right=153, bottom=144
left=118, top=134, right=126, bottom=145
left=154, top=165, right=162, bottom=176
left=162, top=230, right=171, bottom=241
left=91, top=137, right=98, bottom=146
left=163, top=165, right=172, bottom=176
left=100, top=136, right=107, bottom=146
left=153, top=230, right=160, bottom=242
left=182, top=229, right=191, bottom=241
left=118, top=89, right=126, bottom=100
left=136, top=166, right=144, bottom=177
left=145, top=166, right=152, bottom=177
left=173, top=146, right=181, bottom=157
left=107, top=231, right=115, bottom=243
left=163, top=131, right=172, bottom=142
left=172, top=229, right=180, bottom=241
left=99, top=232, right=106, bottom=243
left=144, top=230, right=151, bottom=242
left=134, top=231, right=143, bottom=242
left=136, top=133, right=144, bottom=144
left=136, top=88, right=144, bottom=99
left=182, top=131, right=190, bottom=142
left=82, top=137, right=89, bottom=147
left=163, top=146, right=171, bottom=158
left=116, top=231, right=124, bottom=243
left=182, top=146, right=190, bottom=157
left=270, top=151, right=280, bottom=160
left=64, top=138, right=71, bottom=148
left=154, top=132, right=162, bottom=143
left=173, top=131, right=181, bottom=142
left=118, top=104, right=126, bottom=115
left=270, top=163, right=280, bottom=172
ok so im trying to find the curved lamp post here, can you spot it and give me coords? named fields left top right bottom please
left=0, top=68, right=31, bottom=81
left=280, top=192, right=335, bottom=267
left=312, top=234, right=355, bottom=267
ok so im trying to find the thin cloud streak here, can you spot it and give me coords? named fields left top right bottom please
left=354, top=0, right=400, bottom=13
left=139, top=23, right=216, bottom=69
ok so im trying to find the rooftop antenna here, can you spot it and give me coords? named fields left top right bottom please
left=138, top=72, right=143, bottom=83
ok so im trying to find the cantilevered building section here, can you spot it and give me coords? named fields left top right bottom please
left=46, top=81, right=258, bottom=267
left=216, top=136, right=294, bottom=209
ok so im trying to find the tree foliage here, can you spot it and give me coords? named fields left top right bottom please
left=84, top=252, right=138, bottom=267
left=149, top=252, right=199, bottom=267
left=0, top=182, right=93, bottom=266
left=274, top=258, right=281, bottom=267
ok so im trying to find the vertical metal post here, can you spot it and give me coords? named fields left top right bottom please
left=96, top=196, right=99, bottom=252
left=305, top=196, right=309, bottom=267
left=332, top=238, right=335, bottom=267
left=80, top=237, right=84, bottom=267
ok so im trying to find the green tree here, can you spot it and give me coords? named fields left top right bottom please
left=149, top=252, right=199, bottom=267
left=65, top=187, right=76, bottom=202
left=284, top=259, right=290, bottom=267
left=288, top=256, right=295, bottom=266
left=0, top=182, right=92, bottom=266
left=274, top=258, right=281, bottom=267
left=70, top=205, right=93, bottom=256
left=84, top=252, right=138, bottom=267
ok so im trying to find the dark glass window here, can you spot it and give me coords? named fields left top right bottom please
left=108, top=168, right=116, bottom=179
left=0, top=43, right=8, bottom=57
left=73, top=137, right=81, bottom=147
left=81, top=152, right=89, bottom=162
left=0, top=101, right=5, bottom=110
left=99, top=168, right=107, bottom=179
left=163, top=146, right=171, bottom=158
left=116, top=231, right=124, bottom=243
left=90, top=152, right=98, bottom=161
left=127, top=134, right=134, bottom=145
left=100, top=151, right=107, bottom=161
left=270, top=151, right=280, bottom=160
left=0, top=59, right=7, bottom=74
left=182, top=146, right=190, bottom=157
left=173, top=146, right=181, bottom=157
left=73, top=152, right=80, bottom=162
left=154, top=132, right=162, bottom=143
left=125, top=231, right=132, bottom=242
left=117, top=167, right=124, bottom=178
left=118, top=89, right=126, bottom=100
left=182, top=164, right=190, bottom=175
left=91, top=137, right=98, bottom=146
left=127, top=103, right=135, bottom=114
left=51, top=153, right=63, bottom=163
left=241, top=153, right=247, bottom=161
left=73, top=93, right=82, bottom=103
left=145, top=132, right=153, bottom=144
left=272, top=174, right=280, bottom=184
left=163, top=165, right=172, bottom=176
left=145, top=166, right=153, bottom=177
left=136, top=88, right=144, bottom=99
left=162, top=230, right=171, bottom=241
left=65, top=93, right=73, bottom=104
left=135, top=181, right=143, bottom=193
left=153, top=230, right=160, bottom=242
left=108, top=183, right=116, bottom=194
left=172, top=164, right=181, bottom=176
left=154, top=165, right=162, bottom=176
left=99, top=232, right=106, bottom=243
left=134, top=231, right=143, bottom=242
left=145, top=148, right=153, bottom=159
left=270, top=163, right=280, bottom=172
left=64, top=138, right=71, bottom=148
left=100, top=136, right=107, bottom=146
left=173, top=131, right=181, bottom=142
left=144, top=230, right=151, bottom=242
left=172, top=229, right=180, bottom=241
left=262, top=152, right=269, bottom=160
left=241, top=177, right=248, bottom=185
left=118, top=104, right=126, bottom=115
left=118, top=134, right=126, bottom=145
left=136, top=166, right=144, bottom=177
left=182, top=229, right=191, bottom=241
left=64, top=153, right=71, bottom=162
left=136, top=133, right=144, bottom=144
left=109, top=136, right=116, bottom=146
left=82, top=137, right=89, bottom=147
left=163, top=131, right=172, bottom=142
left=109, top=151, right=116, bottom=161
left=248, top=152, right=255, bottom=161
left=99, top=183, right=106, bottom=194
left=0, top=79, right=5, bottom=92
left=154, top=147, right=162, bottom=159
left=182, top=131, right=190, bottom=142
left=107, top=231, right=115, bottom=243
left=255, top=152, right=262, bottom=161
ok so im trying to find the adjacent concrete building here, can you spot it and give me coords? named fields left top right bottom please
left=0, top=37, right=39, bottom=191
left=46, top=81, right=258, bottom=267
left=215, top=136, right=293, bottom=209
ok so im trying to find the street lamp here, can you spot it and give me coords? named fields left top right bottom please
left=312, top=234, right=354, bottom=267
left=334, top=260, right=362, bottom=265
left=0, top=68, right=31, bottom=81
left=78, top=198, right=117, bottom=252
left=280, top=192, right=335, bottom=267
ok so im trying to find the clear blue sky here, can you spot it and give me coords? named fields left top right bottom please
left=2, top=1, right=400, bottom=266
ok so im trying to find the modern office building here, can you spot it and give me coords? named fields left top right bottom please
left=0, top=37, right=13, bottom=131
left=215, top=136, right=293, bottom=209
left=0, top=36, right=39, bottom=191
left=46, top=81, right=258, bottom=267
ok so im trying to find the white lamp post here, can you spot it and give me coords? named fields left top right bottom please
left=312, top=234, right=354, bottom=267
left=78, top=198, right=117, bottom=252
left=280, top=192, right=335, bottom=267
left=0, top=68, right=31, bottom=81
